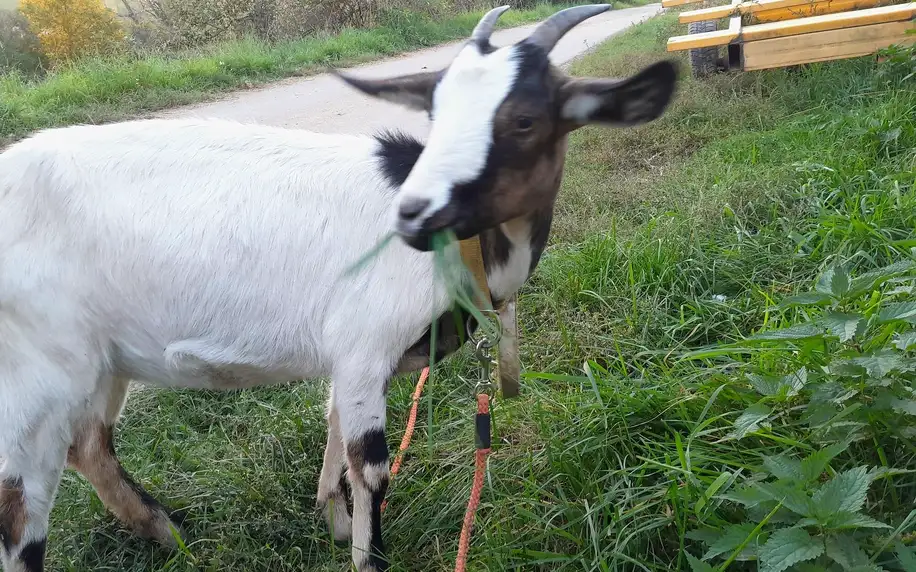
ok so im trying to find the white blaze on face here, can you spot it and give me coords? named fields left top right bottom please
left=395, top=43, right=521, bottom=234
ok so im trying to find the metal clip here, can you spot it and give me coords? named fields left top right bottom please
left=473, top=338, right=495, bottom=398
left=467, top=309, right=501, bottom=350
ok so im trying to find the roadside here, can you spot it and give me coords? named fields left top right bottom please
left=0, top=1, right=654, bottom=144
left=161, top=3, right=661, bottom=136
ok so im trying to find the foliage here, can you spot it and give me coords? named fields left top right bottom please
left=134, top=0, right=472, bottom=48
left=18, top=0, right=126, bottom=65
left=0, top=10, right=45, bottom=73
left=685, top=260, right=916, bottom=571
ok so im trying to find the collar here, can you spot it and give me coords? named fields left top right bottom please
left=458, top=234, right=521, bottom=398
left=458, top=235, right=493, bottom=311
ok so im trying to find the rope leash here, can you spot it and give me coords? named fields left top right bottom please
left=455, top=394, right=491, bottom=572
left=380, top=366, right=429, bottom=514
left=382, top=366, right=492, bottom=572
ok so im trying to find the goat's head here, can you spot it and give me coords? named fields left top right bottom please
left=337, top=4, right=678, bottom=251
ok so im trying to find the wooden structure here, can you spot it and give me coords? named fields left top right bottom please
left=664, top=0, right=916, bottom=76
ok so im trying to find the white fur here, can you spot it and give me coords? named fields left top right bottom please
left=562, top=92, right=603, bottom=122
left=489, top=221, right=534, bottom=303
left=394, top=43, right=520, bottom=234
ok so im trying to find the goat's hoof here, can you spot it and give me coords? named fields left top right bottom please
left=131, top=506, right=186, bottom=548
left=320, top=497, right=352, bottom=543
left=356, top=555, right=389, bottom=572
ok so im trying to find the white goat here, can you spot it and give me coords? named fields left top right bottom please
left=0, top=5, right=677, bottom=571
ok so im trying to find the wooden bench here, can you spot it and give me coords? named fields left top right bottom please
left=666, top=1, right=916, bottom=74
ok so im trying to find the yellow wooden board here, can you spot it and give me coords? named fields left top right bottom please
left=667, top=27, right=741, bottom=49
left=753, top=0, right=890, bottom=22
left=678, top=0, right=886, bottom=23
left=662, top=0, right=705, bottom=8
left=743, top=1, right=916, bottom=39
left=742, top=19, right=916, bottom=68
left=668, top=1, right=916, bottom=50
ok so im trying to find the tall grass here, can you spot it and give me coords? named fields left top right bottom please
left=38, top=10, right=916, bottom=572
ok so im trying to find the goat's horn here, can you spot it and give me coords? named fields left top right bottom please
left=470, top=5, right=511, bottom=43
left=526, top=4, right=611, bottom=52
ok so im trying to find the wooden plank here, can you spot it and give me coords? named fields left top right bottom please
left=680, top=4, right=740, bottom=22
left=667, top=27, right=741, bottom=50
left=753, top=0, right=891, bottom=21
left=662, top=0, right=704, bottom=8
left=679, top=0, right=887, bottom=22
left=742, top=19, right=916, bottom=69
left=742, top=2, right=916, bottom=40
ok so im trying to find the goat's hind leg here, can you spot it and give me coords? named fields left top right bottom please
left=67, top=376, right=184, bottom=547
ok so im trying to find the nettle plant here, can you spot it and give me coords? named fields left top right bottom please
left=687, top=257, right=916, bottom=572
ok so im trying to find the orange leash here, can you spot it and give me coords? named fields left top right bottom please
left=381, top=366, right=429, bottom=514
left=381, top=368, right=492, bottom=572
left=454, top=394, right=491, bottom=572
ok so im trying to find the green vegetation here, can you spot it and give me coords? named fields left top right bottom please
left=37, top=10, right=916, bottom=572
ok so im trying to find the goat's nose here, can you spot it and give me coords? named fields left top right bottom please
left=398, top=197, right=431, bottom=221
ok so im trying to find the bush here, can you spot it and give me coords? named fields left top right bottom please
left=19, top=0, right=127, bottom=66
left=0, top=10, right=46, bottom=74
left=135, top=0, right=451, bottom=47
left=684, top=259, right=916, bottom=570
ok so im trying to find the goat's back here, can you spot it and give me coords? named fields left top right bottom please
left=0, top=119, right=447, bottom=389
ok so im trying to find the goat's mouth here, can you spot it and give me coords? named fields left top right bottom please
left=395, top=203, right=467, bottom=252
left=396, top=213, right=479, bottom=253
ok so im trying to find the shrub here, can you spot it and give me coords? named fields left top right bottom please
left=136, top=0, right=446, bottom=47
left=685, top=259, right=916, bottom=570
left=19, top=0, right=127, bottom=66
left=0, top=10, right=46, bottom=74
left=136, top=0, right=257, bottom=47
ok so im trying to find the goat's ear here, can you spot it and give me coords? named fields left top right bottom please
left=334, top=69, right=442, bottom=112
left=558, top=60, right=678, bottom=130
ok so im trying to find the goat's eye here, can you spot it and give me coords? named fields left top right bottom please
left=515, top=117, right=533, bottom=131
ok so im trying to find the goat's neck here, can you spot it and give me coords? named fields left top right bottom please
left=478, top=205, right=555, bottom=307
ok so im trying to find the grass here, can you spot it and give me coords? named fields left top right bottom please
left=37, top=9, right=916, bottom=572
left=0, top=1, right=651, bottom=146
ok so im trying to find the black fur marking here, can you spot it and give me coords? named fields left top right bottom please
left=481, top=227, right=512, bottom=272
left=374, top=130, right=424, bottom=189
left=527, top=207, right=554, bottom=275
left=396, top=306, right=473, bottom=374
left=369, top=481, right=389, bottom=571
left=105, top=426, right=182, bottom=523
left=337, top=473, right=351, bottom=506
left=105, top=426, right=165, bottom=511
left=359, top=429, right=389, bottom=467
left=18, top=538, right=46, bottom=572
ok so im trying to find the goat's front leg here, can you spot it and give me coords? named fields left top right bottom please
left=334, top=367, right=391, bottom=572
left=317, top=391, right=351, bottom=542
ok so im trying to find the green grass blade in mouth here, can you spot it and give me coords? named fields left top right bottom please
left=430, top=231, right=499, bottom=343
left=342, top=231, right=397, bottom=278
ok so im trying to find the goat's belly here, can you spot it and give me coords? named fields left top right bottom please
left=114, top=336, right=328, bottom=390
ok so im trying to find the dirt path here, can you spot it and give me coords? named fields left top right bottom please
left=161, top=4, right=661, bottom=136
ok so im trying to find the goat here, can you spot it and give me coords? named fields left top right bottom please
left=0, top=4, right=677, bottom=571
